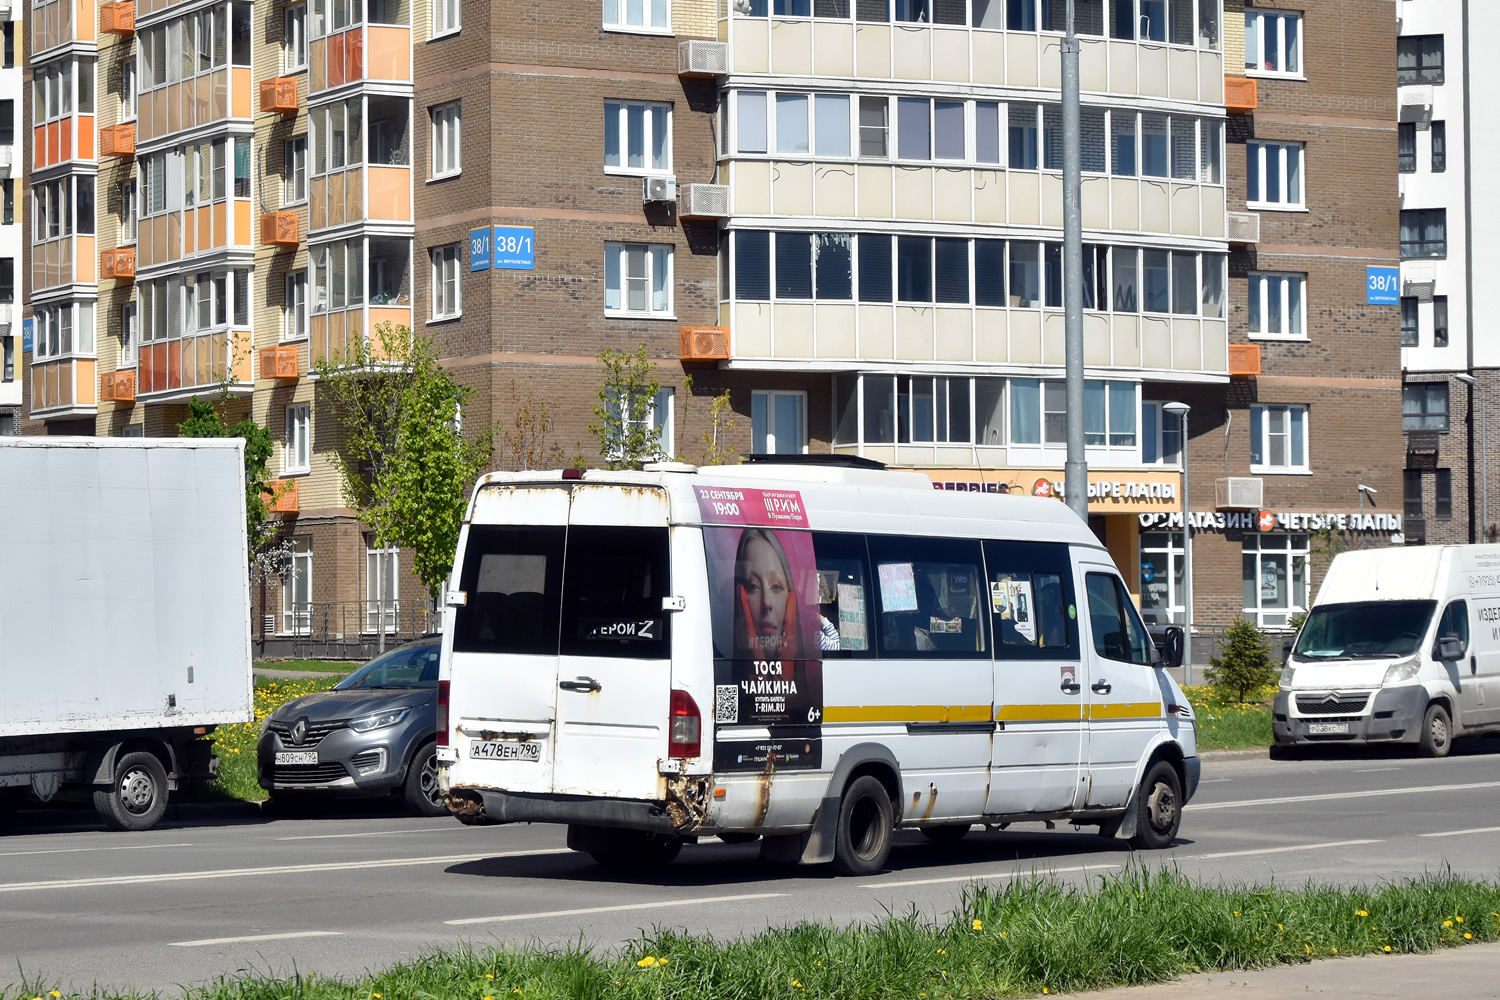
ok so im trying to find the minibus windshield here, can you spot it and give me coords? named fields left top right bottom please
left=1292, top=600, right=1437, bottom=659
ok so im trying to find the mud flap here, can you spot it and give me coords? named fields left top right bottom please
left=797, top=795, right=842, bottom=864
left=1111, top=789, right=1138, bottom=841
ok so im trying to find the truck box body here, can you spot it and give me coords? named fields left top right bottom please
left=0, top=438, right=253, bottom=739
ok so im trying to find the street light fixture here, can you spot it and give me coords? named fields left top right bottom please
left=1455, top=373, right=1486, bottom=542
left=1357, top=483, right=1378, bottom=519
left=1162, top=401, right=1192, bottom=684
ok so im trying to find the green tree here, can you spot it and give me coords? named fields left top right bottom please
left=1206, top=617, right=1277, bottom=703
left=589, top=345, right=667, bottom=470
left=314, top=324, right=493, bottom=629
left=178, top=396, right=277, bottom=561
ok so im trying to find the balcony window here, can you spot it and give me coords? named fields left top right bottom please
left=1432, top=121, right=1447, bottom=172
left=32, top=302, right=96, bottom=359
left=1401, top=208, right=1447, bottom=258
left=1398, top=122, right=1416, bottom=173
left=1435, top=295, right=1449, bottom=347
left=1400, top=296, right=1418, bottom=346
left=1398, top=34, right=1444, bottom=86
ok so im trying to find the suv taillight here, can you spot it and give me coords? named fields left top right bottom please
left=437, top=680, right=450, bottom=747
left=669, top=689, right=701, bottom=758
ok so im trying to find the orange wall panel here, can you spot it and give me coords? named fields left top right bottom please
left=212, top=202, right=227, bottom=248
left=76, top=360, right=97, bottom=405
left=231, top=68, right=250, bottom=118
left=77, top=114, right=94, bottom=160
left=233, top=201, right=251, bottom=246
left=167, top=340, right=182, bottom=389
left=367, top=166, right=410, bottom=222
left=77, top=236, right=96, bottom=282
left=367, top=26, right=410, bottom=81
left=77, top=0, right=95, bottom=39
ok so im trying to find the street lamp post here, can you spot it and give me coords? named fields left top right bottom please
left=1456, top=373, right=1487, bottom=542
left=1163, top=402, right=1192, bottom=684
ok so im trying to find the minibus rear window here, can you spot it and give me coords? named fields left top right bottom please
left=452, top=525, right=565, bottom=655
left=559, top=526, right=671, bottom=659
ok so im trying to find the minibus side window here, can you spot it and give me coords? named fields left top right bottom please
left=810, top=531, right=874, bottom=658
left=868, top=536, right=988, bottom=658
left=452, top=525, right=566, bottom=655
left=559, top=526, right=671, bottom=659
left=1085, top=572, right=1154, bottom=665
left=983, top=540, right=1078, bottom=659
left=1436, top=600, right=1469, bottom=653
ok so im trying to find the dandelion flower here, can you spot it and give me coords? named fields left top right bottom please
left=937, top=949, right=946, bottom=955
left=1305, top=944, right=1312, bottom=954
left=486, top=974, right=495, bottom=980
left=1332, top=949, right=1338, bottom=954
left=972, top=919, right=983, bottom=931
left=373, top=993, right=382, bottom=997
left=50, top=992, right=61, bottom=997
left=659, top=958, right=669, bottom=965
left=792, top=980, right=803, bottom=989
left=1457, top=916, right=1465, bottom=923
left=1357, top=910, right=1368, bottom=917
left=998, top=931, right=1007, bottom=939
left=1445, top=920, right=1454, bottom=928
left=1384, top=946, right=1392, bottom=953
left=485, top=995, right=494, bottom=999
left=1233, top=911, right=1240, bottom=917
left=637, top=957, right=658, bottom=968
left=1466, top=933, right=1473, bottom=940
left=1276, top=924, right=1283, bottom=930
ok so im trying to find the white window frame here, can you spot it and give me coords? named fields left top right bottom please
left=118, top=178, right=137, bottom=243
left=284, top=403, right=311, bottom=475
left=611, top=387, right=674, bottom=461
left=284, top=5, right=308, bottom=72
left=1242, top=533, right=1310, bottom=630
left=1250, top=403, right=1310, bottom=474
left=121, top=58, right=137, bottom=121
left=752, top=389, right=808, bottom=455
left=1140, top=401, right=1183, bottom=466
left=430, top=243, right=462, bottom=320
left=120, top=302, right=138, bottom=365
left=432, top=0, right=459, bottom=36
left=364, top=534, right=400, bottom=634
left=284, top=136, right=308, bottom=205
left=602, top=0, right=669, bottom=34
left=284, top=270, right=309, bottom=341
left=431, top=101, right=461, bottom=179
left=1246, top=271, right=1307, bottom=340
left=1247, top=140, right=1305, bottom=210
left=1244, top=9, right=1302, bottom=79
left=1138, top=530, right=1185, bottom=626
left=604, top=242, right=674, bottom=318
left=603, top=100, right=672, bottom=175
left=281, top=537, right=312, bottom=636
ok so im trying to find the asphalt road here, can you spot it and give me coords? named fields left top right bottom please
left=5, top=743, right=1500, bottom=994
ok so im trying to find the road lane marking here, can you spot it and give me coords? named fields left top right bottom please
left=1420, top=826, right=1500, bottom=839
left=0, top=842, right=192, bottom=858
left=862, top=863, right=1119, bottom=889
left=0, top=848, right=572, bottom=894
left=1189, top=839, right=1381, bottom=861
left=171, top=931, right=343, bottom=947
left=446, top=892, right=787, bottom=926
left=1198, top=778, right=1233, bottom=784
left=276, top=829, right=474, bottom=841
left=1187, top=780, right=1500, bottom=811
left=1353, top=768, right=1402, bottom=774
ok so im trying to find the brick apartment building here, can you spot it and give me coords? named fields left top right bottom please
left=18, top=0, right=1408, bottom=652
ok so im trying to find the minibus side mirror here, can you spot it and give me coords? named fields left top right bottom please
left=1437, top=635, right=1465, bottom=662
left=1155, top=626, right=1185, bottom=669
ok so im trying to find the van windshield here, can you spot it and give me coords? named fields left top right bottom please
left=1292, top=601, right=1437, bottom=659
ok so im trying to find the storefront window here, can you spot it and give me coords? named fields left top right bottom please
left=1242, top=533, right=1309, bottom=628
left=1139, top=531, right=1184, bottom=625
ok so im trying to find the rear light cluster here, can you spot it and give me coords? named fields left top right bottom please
left=669, top=689, right=701, bottom=758
left=437, top=680, right=450, bottom=747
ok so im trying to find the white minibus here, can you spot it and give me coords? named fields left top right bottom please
left=1276, top=544, right=1500, bottom=757
left=435, top=459, right=1198, bottom=874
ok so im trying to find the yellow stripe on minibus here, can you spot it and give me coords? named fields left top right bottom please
left=823, top=705, right=993, bottom=724
left=994, top=704, right=1084, bottom=722
left=1088, top=702, right=1165, bottom=720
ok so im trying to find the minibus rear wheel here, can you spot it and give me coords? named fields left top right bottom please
left=833, top=775, right=894, bottom=876
left=1127, top=761, right=1182, bottom=850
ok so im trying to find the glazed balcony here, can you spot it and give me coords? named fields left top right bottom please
left=308, top=0, right=412, bottom=96
left=32, top=236, right=98, bottom=293
left=30, top=358, right=98, bottom=418
left=136, top=329, right=253, bottom=399
left=33, top=116, right=96, bottom=171
left=136, top=72, right=253, bottom=145
left=308, top=96, right=411, bottom=233
left=137, top=195, right=255, bottom=268
left=308, top=237, right=412, bottom=368
left=32, top=0, right=96, bottom=56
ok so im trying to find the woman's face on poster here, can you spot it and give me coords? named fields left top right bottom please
left=739, top=535, right=789, bottom=648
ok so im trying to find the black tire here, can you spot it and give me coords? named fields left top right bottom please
left=832, top=775, right=894, bottom=876
left=589, top=833, right=683, bottom=869
left=920, top=824, right=971, bottom=844
left=1419, top=702, right=1453, bottom=758
left=403, top=743, right=447, bottom=816
left=93, top=751, right=170, bottom=832
left=1127, top=760, right=1182, bottom=850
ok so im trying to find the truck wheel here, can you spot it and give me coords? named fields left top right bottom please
left=589, top=833, right=683, bottom=869
left=1127, top=761, right=1182, bottom=850
left=1419, top=703, right=1453, bottom=758
left=920, top=824, right=971, bottom=844
left=403, top=743, right=447, bottom=817
left=833, top=775, right=894, bottom=876
left=94, top=751, right=169, bottom=832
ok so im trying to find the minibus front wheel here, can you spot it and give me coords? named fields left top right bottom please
left=833, top=775, right=895, bottom=876
left=1127, top=760, right=1182, bottom=850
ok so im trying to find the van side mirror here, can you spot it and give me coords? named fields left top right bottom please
left=1154, top=626, right=1185, bottom=669
left=1437, top=635, right=1465, bottom=662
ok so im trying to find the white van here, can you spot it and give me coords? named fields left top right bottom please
left=435, top=460, right=1198, bottom=874
left=1276, top=544, right=1500, bottom=757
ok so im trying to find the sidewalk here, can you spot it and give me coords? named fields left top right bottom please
left=1082, top=942, right=1500, bottom=998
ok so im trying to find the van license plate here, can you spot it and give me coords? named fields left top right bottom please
left=470, top=740, right=541, bottom=761
left=1307, top=722, right=1350, bottom=735
left=275, top=751, right=319, bottom=765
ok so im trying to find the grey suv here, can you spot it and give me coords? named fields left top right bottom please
left=257, top=637, right=444, bottom=815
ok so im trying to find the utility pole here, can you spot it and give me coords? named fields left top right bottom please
left=1062, top=0, right=1087, bottom=522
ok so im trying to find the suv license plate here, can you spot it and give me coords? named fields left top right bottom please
left=470, top=740, right=542, bottom=761
left=1307, top=722, right=1351, bottom=735
left=275, top=751, right=319, bottom=765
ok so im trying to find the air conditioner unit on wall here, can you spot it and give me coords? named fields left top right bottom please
left=1216, top=477, right=1264, bottom=511
left=1226, top=211, right=1260, bottom=245
left=643, top=175, right=677, bottom=203
left=678, top=40, right=729, bottom=77
left=680, top=183, right=729, bottom=219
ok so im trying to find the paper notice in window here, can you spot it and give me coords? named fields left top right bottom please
left=1008, top=580, right=1036, bottom=643
left=878, top=562, right=918, bottom=612
left=836, top=582, right=867, bottom=650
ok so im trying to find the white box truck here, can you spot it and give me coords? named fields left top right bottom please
left=0, top=437, right=254, bottom=829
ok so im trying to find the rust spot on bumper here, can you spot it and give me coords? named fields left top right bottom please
left=664, top=773, right=713, bottom=833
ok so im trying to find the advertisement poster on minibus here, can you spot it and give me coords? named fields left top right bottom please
left=703, top=522, right=824, bottom=771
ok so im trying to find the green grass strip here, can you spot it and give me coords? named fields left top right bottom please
left=8, top=868, right=1499, bottom=999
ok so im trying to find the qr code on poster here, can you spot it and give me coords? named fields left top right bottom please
left=715, top=684, right=739, bottom=724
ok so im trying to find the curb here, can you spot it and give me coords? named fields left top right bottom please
left=1200, top=747, right=1271, bottom=761
left=165, top=799, right=268, bottom=820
